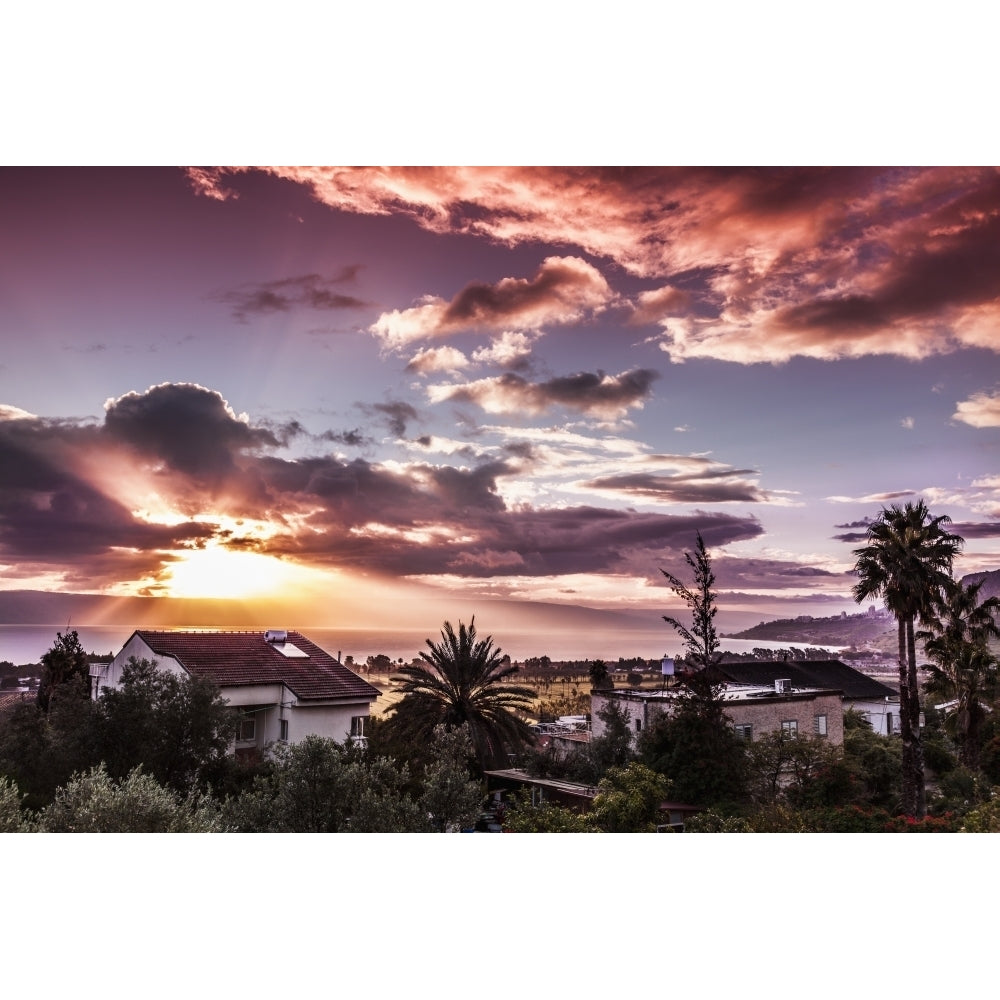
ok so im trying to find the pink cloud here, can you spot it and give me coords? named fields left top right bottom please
left=405, top=346, right=470, bottom=374
left=954, top=387, right=1000, bottom=428
left=370, top=255, right=613, bottom=349
left=195, top=166, right=1000, bottom=365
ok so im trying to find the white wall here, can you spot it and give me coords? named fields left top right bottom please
left=286, top=702, right=369, bottom=745
left=850, top=697, right=898, bottom=737
left=91, top=633, right=187, bottom=696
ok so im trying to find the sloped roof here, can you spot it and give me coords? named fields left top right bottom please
left=717, top=660, right=896, bottom=700
left=0, top=690, right=31, bottom=712
left=134, top=630, right=380, bottom=703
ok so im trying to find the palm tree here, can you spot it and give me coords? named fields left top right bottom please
left=919, top=578, right=1000, bottom=771
left=852, top=500, right=963, bottom=817
left=393, top=619, right=537, bottom=771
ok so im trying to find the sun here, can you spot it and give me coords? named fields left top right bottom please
left=163, top=542, right=328, bottom=601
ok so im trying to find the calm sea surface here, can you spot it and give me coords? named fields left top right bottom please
left=0, top=623, right=837, bottom=666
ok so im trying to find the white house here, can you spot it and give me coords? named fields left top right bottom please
left=91, top=629, right=380, bottom=755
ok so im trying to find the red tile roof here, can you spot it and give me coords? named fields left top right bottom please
left=134, top=630, right=380, bottom=702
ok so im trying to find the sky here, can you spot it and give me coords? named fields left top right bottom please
left=2, top=166, right=1000, bottom=633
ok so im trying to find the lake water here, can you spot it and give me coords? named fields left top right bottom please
left=0, top=623, right=839, bottom=666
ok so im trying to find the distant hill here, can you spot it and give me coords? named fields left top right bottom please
left=0, top=589, right=671, bottom=634
left=0, top=590, right=301, bottom=628
left=961, top=569, right=1000, bottom=601
left=724, top=610, right=896, bottom=648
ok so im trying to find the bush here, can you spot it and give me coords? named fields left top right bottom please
left=684, top=809, right=752, bottom=832
left=40, top=765, right=223, bottom=832
left=960, top=793, right=1000, bottom=832
left=503, top=798, right=597, bottom=832
left=882, top=812, right=961, bottom=833
left=0, top=776, right=33, bottom=832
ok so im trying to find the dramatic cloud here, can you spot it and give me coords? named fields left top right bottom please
left=954, top=387, right=1000, bottom=427
left=0, top=381, right=774, bottom=592
left=370, top=256, right=614, bottom=349
left=0, top=407, right=214, bottom=586
left=216, top=271, right=367, bottom=321
left=428, top=368, right=659, bottom=419
left=195, top=166, right=1000, bottom=365
left=103, top=383, right=279, bottom=481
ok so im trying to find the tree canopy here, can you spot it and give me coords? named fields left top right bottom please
left=919, top=577, right=1000, bottom=771
left=662, top=532, right=722, bottom=671
left=97, top=657, right=237, bottom=794
left=37, top=629, right=90, bottom=712
left=390, top=618, right=536, bottom=771
left=853, top=499, right=963, bottom=816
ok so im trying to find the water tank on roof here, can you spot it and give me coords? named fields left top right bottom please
left=265, top=630, right=288, bottom=644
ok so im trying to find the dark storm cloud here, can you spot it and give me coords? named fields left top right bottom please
left=0, top=410, right=213, bottom=577
left=217, top=270, right=368, bottom=321
left=0, top=483, right=210, bottom=561
left=249, top=447, right=764, bottom=579
left=104, top=382, right=279, bottom=480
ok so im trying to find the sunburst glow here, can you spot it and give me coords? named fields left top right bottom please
left=162, top=543, right=330, bottom=600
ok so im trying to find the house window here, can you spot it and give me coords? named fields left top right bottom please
left=279, top=718, right=288, bottom=741
left=814, top=714, right=828, bottom=737
left=733, top=723, right=753, bottom=742
left=635, top=718, right=642, bottom=733
left=781, top=719, right=798, bottom=738
left=238, top=714, right=256, bottom=742
left=351, top=715, right=366, bottom=738
left=886, top=712, right=893, bottom=736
